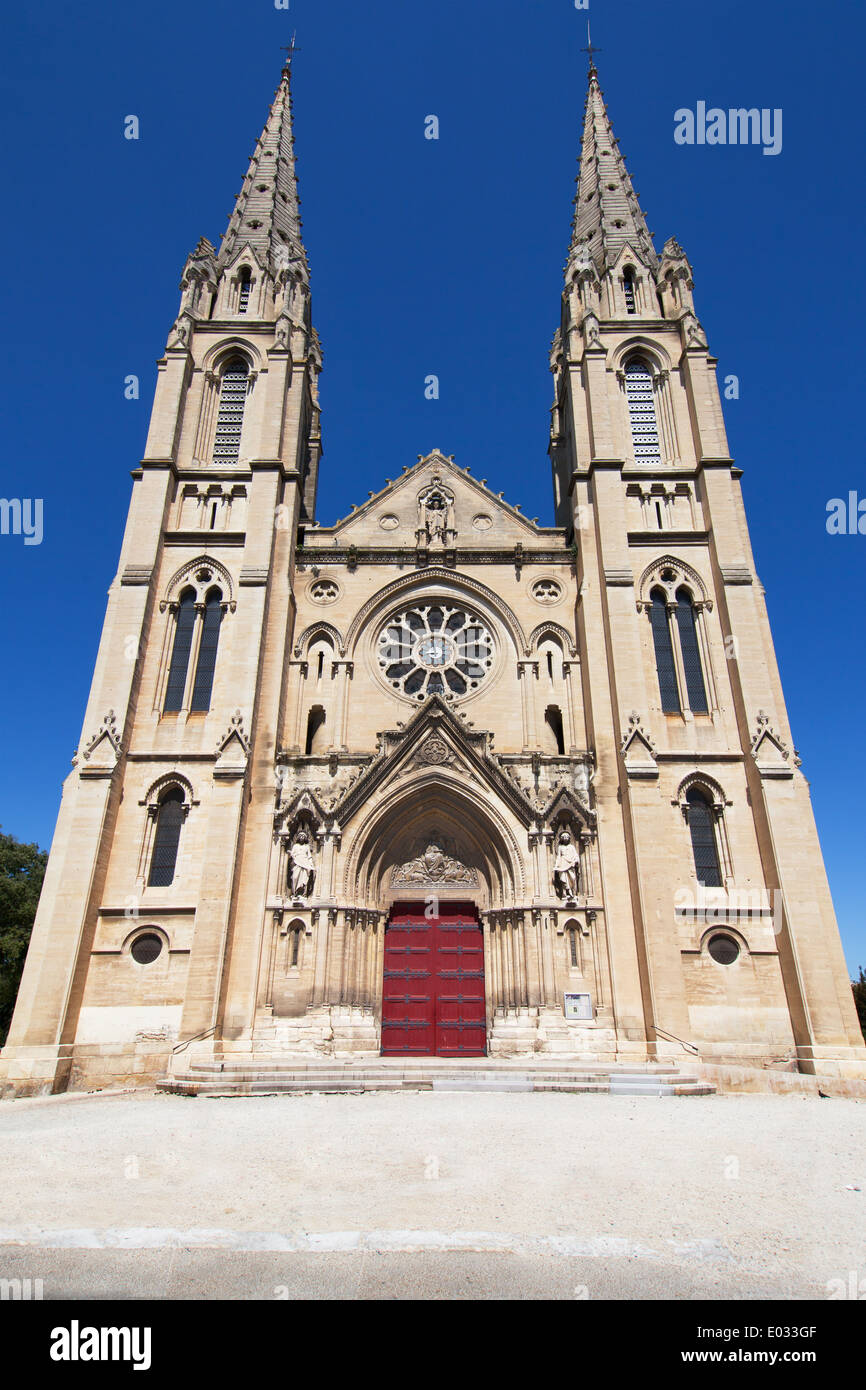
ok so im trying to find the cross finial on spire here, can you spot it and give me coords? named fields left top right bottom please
left=581, top=22, right=601, bottom=75
left=281, top=33, right=300, bottom=71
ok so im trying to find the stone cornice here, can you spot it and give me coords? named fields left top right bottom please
left=164, top=531, right=246, bottom=546
left=296, top=547, right=572, bottom=566
left=627, top=530, right=709, bottom=546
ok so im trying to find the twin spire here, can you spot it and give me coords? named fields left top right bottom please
left=569, top=63, right=658, bottom=278
left=215, top=47, right=655, bottom=293
left=218, top=53, right=308, bottom=277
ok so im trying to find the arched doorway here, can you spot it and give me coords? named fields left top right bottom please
left=345, top=774, right=526, bottom=1058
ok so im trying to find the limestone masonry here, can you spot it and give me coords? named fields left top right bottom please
left=2, top=54, right=863, bottom=1095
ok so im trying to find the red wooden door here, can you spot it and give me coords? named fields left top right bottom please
left=381, top=903, right=486, bottom=1057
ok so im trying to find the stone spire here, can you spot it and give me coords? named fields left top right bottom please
left=569, top=63, right=657, bottom=278
left=217, top=52, right=308, bottom=277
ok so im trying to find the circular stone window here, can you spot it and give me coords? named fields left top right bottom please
left=309, top=577, right=340, bottom=604
left=531, top=578, right=563, bottom=605
left=379, top=514, right=400, bottom=531
left=377, top=604, right=495, bottom=701
left=472, top=514, right=493, bottom=532
left=707, top=934, right=740, bottom=966
left=130, top=932, right=164, bottom=965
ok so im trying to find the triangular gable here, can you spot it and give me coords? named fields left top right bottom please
left=333, top=694, right=537, bottom=830
left=307, top=451, right=563, bottom=548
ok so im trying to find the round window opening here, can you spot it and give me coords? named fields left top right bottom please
left=708, top=934, right=740, bottom=966
left=131, top=933, right=164, bottom=965
left=377, top=604, right=495, bottom=701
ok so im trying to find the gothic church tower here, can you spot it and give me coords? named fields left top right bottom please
left=2, top=55, right=863, bottom=1095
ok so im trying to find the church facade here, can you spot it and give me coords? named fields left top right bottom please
left=3, top=55, right=864, bottom=1095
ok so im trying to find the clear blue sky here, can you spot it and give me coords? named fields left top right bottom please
left=1, top=0, right=864, bottom=974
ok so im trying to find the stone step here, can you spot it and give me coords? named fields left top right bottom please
left=158, top=1059, right=715, bottom=1098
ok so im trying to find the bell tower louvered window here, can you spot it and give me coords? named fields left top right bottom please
left=238, top=269, right=252, bottom=314
left=650, top=589, right=680, bottom=713
left=623, top=269, right=637, bottom=315
left=625, top=359, right=661, bottom=463
left=164, top=589, right=196, bottom=713
left=190, top=589, right=223, bottom=712
left=686, top=788, right=723, bottom=888
left=212, top=359, right=249, bottom=463
left=675, top=589, right=708, bottom=713
left=148, top=788, right=185, bottom=887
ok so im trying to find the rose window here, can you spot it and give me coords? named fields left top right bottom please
left=377, top=604, right=495, bottom=700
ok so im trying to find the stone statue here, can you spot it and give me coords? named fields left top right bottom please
left=289, top=830, right=316, bottom=899
left=553, top=831, right=580, bottom=900
left=418, top=483, right=455, bottom=544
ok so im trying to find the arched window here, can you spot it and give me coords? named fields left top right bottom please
left=686, top=787, right=722, bottom=887
left=212, top=358, right=249, bottom=463
left=288, top=923, right=303, bottom=968
left=650, top=588, right=680, bottom=714
left=675, top=588, right=708, bottom=713
left=148, top=788, right=185, bottom=887
left=238, top=268, right=252, bottom=314
left=624, top=359, right=661, bottom=464
left=568, top=925, right=581, bottom=969
left=164, top=589, right=196, bottom=713
left=544, top=705, right=565, bottom=756
left=623, top=268, right=637, bottom=315
left=190, top=588, right=223, bottom=712
left=305, top=706, right=326, bottom=755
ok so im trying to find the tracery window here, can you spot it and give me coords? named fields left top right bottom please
left=645, top=569, right=712, bottom=716
left=377, top=604, right=495, bottom=701
left=163, top=581, right=225, bottom=714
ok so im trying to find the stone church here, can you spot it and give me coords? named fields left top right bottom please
left=3, top=53, right=864, bottom=1096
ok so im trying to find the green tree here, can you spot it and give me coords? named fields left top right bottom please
left=853, top=967, right=866, bottom=1043
left=0, top=830, right=48, bottom=1045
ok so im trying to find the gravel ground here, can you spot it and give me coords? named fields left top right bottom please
left=0, top=1089, right=863, bottom=1300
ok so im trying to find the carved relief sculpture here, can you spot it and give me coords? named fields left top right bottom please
left=392, top=838, right=478, bottom=886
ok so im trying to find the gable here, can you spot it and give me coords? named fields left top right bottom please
left=307, top=452, right=564, bottom=551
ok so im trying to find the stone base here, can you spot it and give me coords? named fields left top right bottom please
left=0, top=1038, right=174, bottom=1096
left=241, top=1005, right=379, bottom=1058
left=488, top=1007, right=618, bottom=1059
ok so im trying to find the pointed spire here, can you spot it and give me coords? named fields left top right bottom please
left=569, top=63, right=658, bottom=278
left=218, top=51, right=308, bottom=276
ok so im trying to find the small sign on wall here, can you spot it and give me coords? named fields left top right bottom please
left=564, top=992, right=593, bottom=1021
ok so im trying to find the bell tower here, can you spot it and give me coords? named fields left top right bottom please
left=549, top=59, right=866, bottom=1076
left=0, top=53, right=323, bottom=1095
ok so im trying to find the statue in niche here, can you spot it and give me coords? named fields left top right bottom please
left=553, top=830, right=581, bottom=900
left=288, top=829, right=316, bottom=899
left=418, top=482, right=455, bottom=545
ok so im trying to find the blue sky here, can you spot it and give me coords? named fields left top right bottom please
left=1, top=0, right=864, bottom=974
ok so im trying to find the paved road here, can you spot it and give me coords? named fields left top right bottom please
left=0, top=1089, right=863, bottom=1300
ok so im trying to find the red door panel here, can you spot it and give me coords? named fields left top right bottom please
left=381, top=903, right=486, bottom=1057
